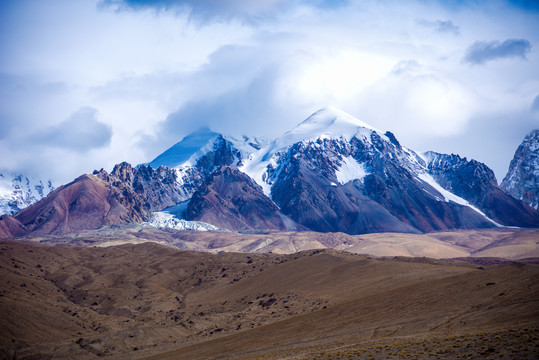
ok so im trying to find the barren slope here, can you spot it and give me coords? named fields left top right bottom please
left=0, top=241, right=537, bottom=360
left=22, top=226, right=539, bottom=260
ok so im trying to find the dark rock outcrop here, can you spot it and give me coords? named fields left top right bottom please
left=269, top=137, right=494, bottom=234
left=501, top=129, right=539, bottom=210
left=94, top=162, right=186, bottom=212
left=246, top=108, right=539, bottom=234
left=426, top=151, right=539, bottom=227
left=185, top=166, right=299, bottom=231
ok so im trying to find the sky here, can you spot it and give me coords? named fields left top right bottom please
left=0, top=0, right=538, bottom=185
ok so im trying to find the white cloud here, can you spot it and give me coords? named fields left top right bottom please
left=34, top=107, right=112, bottom=152
left=463, top=39, right=532, bottom=65
left=532, top=95, right=539, bottom=112
left=415, top=19, right=461, bottom=36
left=356, top=64, right=478, bottom=140
left=0, top=0, right=538, bottom=183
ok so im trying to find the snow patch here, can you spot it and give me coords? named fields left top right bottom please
left=0, top=171, right=54, bottom=215
left=143, top=212, right=220, bottom=231
left=336, top=156, right=369, bottom=184
left=418, top=173, right=503, bottom=227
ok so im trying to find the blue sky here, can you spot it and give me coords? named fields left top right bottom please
left=0, top=0, right=538, bottom=184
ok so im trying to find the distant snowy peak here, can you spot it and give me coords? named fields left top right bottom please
left=297, top=106, right=378, bottom=137
left=258, top=106, right=383, bottom=162
left=149, top=127, right=219, bottom=169
left=241, top=107, right=408, bottom=195
left=149, top=127, right=267, bottom=171
left=501, top=129, right=539, bottom=209
left=0, top=171, right=54, bottom=215
left=147, top=127, right=268, bottom=204
left=235, top=106, right=539, bottom=232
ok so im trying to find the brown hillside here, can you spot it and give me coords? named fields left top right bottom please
left=0, top=240, right=537, bottom=359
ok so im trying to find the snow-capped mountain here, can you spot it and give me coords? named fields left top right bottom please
left=147, top=127, right=267, bottom=204
left=0, top=171, right=54, bottom=216
left=149, top=127, right=266, bottom=170
left=501, top=129, right=539, bottom=210
left=241, top=106, right=386, bottom=195
left=239, top=107, right=539, bottom=233
left=1, top=107, right=537, bottom=239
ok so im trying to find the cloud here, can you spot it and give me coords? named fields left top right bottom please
left=391, top=60, right=422, bottom=76
left=100, top=0, right=288, bottom=22
left=140, top=57, right=309, bottom=157
left=136, top=36, right=323, bottom=155
left=35, top=107, right=112, bottom=152
left=415, top=19, right=460, bottom=36
left=100, top=0, right=349, bottom=23
left=356, top=67, right=477, bottom=141
left=0, top=73, right=73, bottom=140
left=1, top=0, right=538, bottom=185
left=157, top=68, right=280, bottom=139
left=532, top=95, right=539, bottom=112
left=462, top=39, right=532, bottom=65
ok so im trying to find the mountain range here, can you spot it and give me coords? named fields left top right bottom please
left=0, top=107, right=538, bottom=239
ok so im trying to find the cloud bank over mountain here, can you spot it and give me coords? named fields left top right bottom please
left=0, top=0, right=538, bottom=183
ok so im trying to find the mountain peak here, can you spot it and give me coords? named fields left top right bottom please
left=148, top=127, right=267, bottom=172
left=241, top=107, right=388, bottom=196
left=252, top=107, right=380, bottom=164
left=300, top=106, right=377, bottom=133
left=286, top=106, right=381, bottom=145
left=149, top=127, right=221, bottom=169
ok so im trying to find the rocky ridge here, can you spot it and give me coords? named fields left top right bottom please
left=184, top=166, right=300, bottom=231
left=240, top=107, right=539, bottom=233
left=1, top=108, right=538, bottom=238
left=0, top=163, right=186, bottom=239
left=501, top=129, right=539, bottom=209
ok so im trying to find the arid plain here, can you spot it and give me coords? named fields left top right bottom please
left=1, top=228, right=538, bottom=359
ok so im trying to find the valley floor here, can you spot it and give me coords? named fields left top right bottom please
left=0, top=235, right=537, bottom=359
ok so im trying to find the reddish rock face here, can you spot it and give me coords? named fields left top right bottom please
left=0, top=174, right=136, bottom=238
left=0, top=214, right=26, bottom=238
left=0, top=163, right=186, bottom=239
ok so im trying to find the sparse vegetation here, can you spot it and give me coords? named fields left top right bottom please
left=0, top=240, right=537, bottom=360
